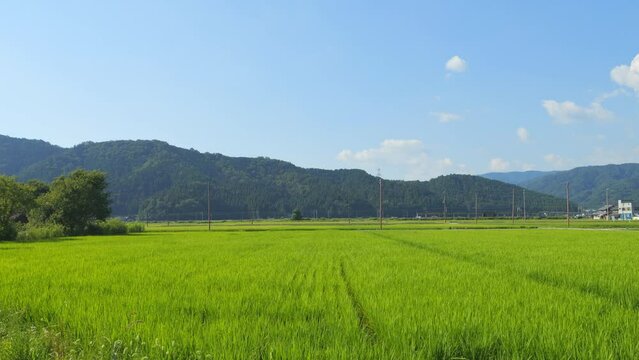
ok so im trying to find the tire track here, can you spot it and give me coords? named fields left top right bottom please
left=339, top=259, right=377, bottom=343
left=368, top=231, right=639, bottom=312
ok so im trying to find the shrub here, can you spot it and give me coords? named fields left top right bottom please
left=95, top=219, right=129, bottom=235
left=16, top=224, right=65, bottom=242
left=291, top=209, right=303, bottom=221
left=126, top=222, right=145, bottom=233
left=0, top=222, right=18, bottom=241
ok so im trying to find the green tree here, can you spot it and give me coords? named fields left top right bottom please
left=39, top=170, right=111, bottom=234
left=0, top=176, right=30, bottom=240
left=291, top=208, right=302, bottom=221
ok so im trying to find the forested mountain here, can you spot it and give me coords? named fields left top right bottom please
left=1, top=135, right=572, bottom=219
left=481, top=170, right=555, bottom=185
left=0, top=135, right=63, bottom=175
left=520, top=164, right=639, bottom=209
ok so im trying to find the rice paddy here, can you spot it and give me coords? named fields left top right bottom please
left=1, top=220, right=639, bottom=358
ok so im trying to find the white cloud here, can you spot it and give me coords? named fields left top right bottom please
left=594, top=88, right=628, bottom=103
left=516, top=127, right=529, bottom=143
left=520, top=162, right=535, bottom=171
left=544, top=153, right=565, bottom=168
left=542, top=100, right=613, bottom=124
left=611, top=53, right=639, bottom=93
left=438, top=158, right=453, bottom=167
left=336, top=150, right=354, bottom=162
left=337, top=139, right=423, bottom=163
left=431, top=112, right=462, bottom=123
left=489, top=158, right=510, bottom=171
left=337, top=139, right=463, bottom=180
left=445, top=55, right=467, bottom=73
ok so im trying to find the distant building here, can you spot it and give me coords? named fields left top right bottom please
left=592, top=204, right=616, bottom=220
left=618, top=200, right=633, bottom=220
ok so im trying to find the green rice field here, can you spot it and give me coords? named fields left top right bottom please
left=2, top=220, right=639, bottom=358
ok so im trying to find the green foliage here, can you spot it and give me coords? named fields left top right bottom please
left=0, top=170, right=146, bottom=241
left=0, top=134, right=62, bottom=175
left=0, top=222, right=17, bottom=241
left=126, top=221, right=145, bottom=233
left=15, top=224, right=65, bottom=242
left=1, top=136, right=572, bottom=220
left=523, top=164, right=639, bottom=208
left=0, top=308, right=70, bottom=358
left=85, top=219, right=146, bottom=236
left=38, top=170, right=111, bottom=235
left=291, top=208, right=302, bottom=221
left=0, top=176, right=31, bottom=241
left=88, top=219, right=128, bottom=235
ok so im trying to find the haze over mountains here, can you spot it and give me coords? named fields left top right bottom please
left=1, top=135, right=571, bottom=219
left=481, top=171, right=556, bottom=186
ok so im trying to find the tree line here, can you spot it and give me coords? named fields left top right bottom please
left=0, top=170, right=130, bottom=241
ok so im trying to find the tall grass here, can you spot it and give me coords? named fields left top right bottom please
left=90, top=219, right=145, bottom=235
left=126, top=222, right=145, bottom=233
left=15, top=224, right=65, bottom=242
left=12, top=219, right=145, bottom=242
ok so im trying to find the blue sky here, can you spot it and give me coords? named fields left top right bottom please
left=1, top=1, right=638, bottom=180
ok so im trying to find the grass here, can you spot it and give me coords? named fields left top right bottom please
left=1, top=220, right=639, bottom=358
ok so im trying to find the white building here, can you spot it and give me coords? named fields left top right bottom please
left=618, top=200, right=633, bottom=221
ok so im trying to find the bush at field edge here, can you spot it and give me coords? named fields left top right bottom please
left=16, top=224, right=65, bottom=242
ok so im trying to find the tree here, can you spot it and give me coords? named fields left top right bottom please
left=0, top=176, right=30, bottom=240
left=291, top=208, right=302, bottom=221
left=39, top=170, right=111, bottom=234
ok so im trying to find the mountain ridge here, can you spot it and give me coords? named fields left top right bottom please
left=519, top=163, right=639, bottom=209
left=1, top=134, right=572, bottom=219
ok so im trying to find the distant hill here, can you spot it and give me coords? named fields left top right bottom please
left=520, top=164, right=639, bottom=209
left=0, top=135, right=63, bottom=174
left=0, top=135, right=572, bottom=219
left=481, top=170, right=555, bottom=185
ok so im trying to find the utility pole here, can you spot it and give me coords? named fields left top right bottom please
left=443, top=192, right=447, bottom=224
left=474, top=192, right=478, bottom=224
left=566, top=182, right=570, bottom=226
left=606, top=188, right=609, bottom=221
left=207, top=181, right=211, bottom=231
left=511, top=188, right=515, bottom=224
left=378, top=169, right=383, bottom=230
left=523, top=189, right=526, bottom=222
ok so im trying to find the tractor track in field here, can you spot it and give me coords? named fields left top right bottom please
left=339, top=260, right=377, bottom=343
left=368, top=231, right=639, bottom=313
